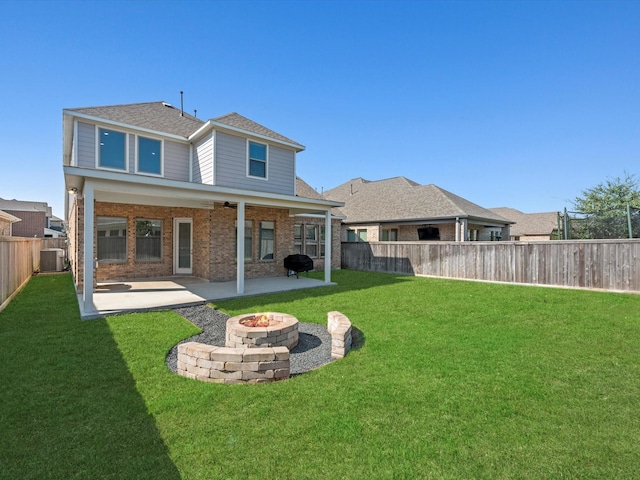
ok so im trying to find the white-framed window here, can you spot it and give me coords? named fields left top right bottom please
left=247, top=141, right=268, bottom=179
left=382, top=228, right=398, bottom=241
left=294, top=224, right=303, bottom=254
left=97, top=216, right=127, bottom=262
left=294, top=223, right=325, bottom=258
left=135, top=219, right=162, bottom=261
left=259, top=221, right=275, bottom=260
left=98, top=128, right=127, bottom=171
left=137, top=136, right=163, bottom=175
left=235, top=220, right=253, bottom=261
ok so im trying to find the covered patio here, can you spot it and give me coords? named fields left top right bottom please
left=78, top=275, right=334, bottom=319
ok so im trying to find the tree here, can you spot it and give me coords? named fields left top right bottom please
left=571, top=173, right=640, bottom=239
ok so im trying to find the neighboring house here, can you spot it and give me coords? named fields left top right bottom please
left=0, top=210, right=21, bottom=236
left=0, top=198, right=56, bottom=237
left=62, top=101, right=343, bottom=315
left=323, top=177, right=512, bottom=242
left=489, top=207, right=559, bottom=241
left=49, top=215, right=65, bottom=233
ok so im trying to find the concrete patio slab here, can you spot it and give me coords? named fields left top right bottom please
left=78, top=275, right=335, bottom=319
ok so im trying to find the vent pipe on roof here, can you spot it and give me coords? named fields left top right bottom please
left=180, top=91, right=184, bottom=116
left=194, top=109, right=197, bottom=118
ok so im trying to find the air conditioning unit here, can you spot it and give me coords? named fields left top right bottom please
left=40, top=248, right=65, bottom=272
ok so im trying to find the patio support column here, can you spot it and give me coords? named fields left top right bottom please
left=324, top=209, right=332, bottom=283
left=82, top=182, right=95, bottom=314
left=236, top=200, right=245, bottom=294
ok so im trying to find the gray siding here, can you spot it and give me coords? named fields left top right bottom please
left=193, top=133, right=213, bottom=185
left=76, top=122, right=95, bottom=168
left=215, top=131, right=295, bottom=195
left=164, top=141, right=190, bottom=181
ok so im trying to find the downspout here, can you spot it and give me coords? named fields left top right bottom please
left=324, top=210, right=332, bottom=283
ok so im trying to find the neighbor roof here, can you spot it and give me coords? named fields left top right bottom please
left=323, top=177, right=511, bottom=225
left=489, top=207, right=558, bottom=236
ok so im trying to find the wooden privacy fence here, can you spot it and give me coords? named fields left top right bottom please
left=0, top=237, right=41, bottom=312
left=342, top=240, right=640, bottom=293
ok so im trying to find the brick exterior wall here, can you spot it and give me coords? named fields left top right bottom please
left=4, top=210, right=46, bottom=238
left=344, top=223, right=458, bottom=242
left=68, top=198, right=341, bottom=290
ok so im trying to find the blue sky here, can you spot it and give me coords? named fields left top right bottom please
left=1, top=0, right=638, bottom=219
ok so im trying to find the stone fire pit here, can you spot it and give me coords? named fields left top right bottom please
left=225, top=312, right=299, bottom=350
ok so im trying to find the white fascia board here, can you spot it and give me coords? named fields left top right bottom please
left=192, top=120, right=305, bottom=152
left=0, top=210, right=21, bottom=223
left=62, top=166, right=343, bottom=210
left=62, top=113, right=75, bottom=166
left=293, top=212, right=346, bottom=220
left=188, top=120, right=213, bottom=142
left=62, top=110, right=190, bottom=142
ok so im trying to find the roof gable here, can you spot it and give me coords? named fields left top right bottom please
left=211, top=112, right=304, bottom=149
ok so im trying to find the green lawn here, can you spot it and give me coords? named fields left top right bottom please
left=1, top=271, right=639, bottom=479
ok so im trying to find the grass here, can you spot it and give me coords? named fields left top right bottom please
left=1, top=271, right=639, bottom=479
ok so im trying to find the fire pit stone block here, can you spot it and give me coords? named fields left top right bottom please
left=177, top=342, right=290, bottom=384
left=226, top=312, right=299, bottom=350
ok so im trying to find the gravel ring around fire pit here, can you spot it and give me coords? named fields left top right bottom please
left=166, top=305, right=333, bottom=377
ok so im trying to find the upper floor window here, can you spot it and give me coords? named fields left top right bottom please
left=137, top=136, right=162, bottom=175
left=98, top=128, right=126, bottom=170
left=248, top=141, right=267, bottom=179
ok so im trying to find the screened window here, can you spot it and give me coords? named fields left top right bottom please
left=99, top=128, right=126, bottom=170
left=382, top=228, right=398, bottom=241
left=294, top=223, right=325, bottom=257
left=347, top=230, right=357, bottom=242
left=138, top=136, right=162, bottom=175
left=235, top=220, right=253, bottom=261
left=135, top=219, right=162, bottom=261
left=248, top=141, right=267, bottom=178
left=259, top=221, right=274, bottom=260
left=97, top=216, right=127, bottom=262
left=358, top=229, right=368, bottom=242
left=305, top=225, right=318, bottom=257
left=294, top=224, right=303, bottom=254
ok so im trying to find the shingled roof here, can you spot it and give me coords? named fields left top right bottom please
left=67, top=102, right=303, bottom=147
left=323, top=177, right=511, bottom=224
left=212, top=112, right=304, bottom=149
left=296, top=177, right=346, bottom=217
left=489, top=207, right=558, bottom=236
left=67, top=101, right=204, bottom=138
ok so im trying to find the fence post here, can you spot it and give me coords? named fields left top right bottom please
left=563, top=208, right=569, bottom=240
left=627, top=203, right=633, bottom=239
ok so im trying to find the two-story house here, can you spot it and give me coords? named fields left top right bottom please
left=63, top=101, right=343, bottom=315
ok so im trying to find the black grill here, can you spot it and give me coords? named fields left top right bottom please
left=284, top=254, right=314, bottom=278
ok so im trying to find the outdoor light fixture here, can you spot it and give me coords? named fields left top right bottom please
left=224, top=201, right=237, bottom=209
left=67, top=187, right=78, bottom=194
